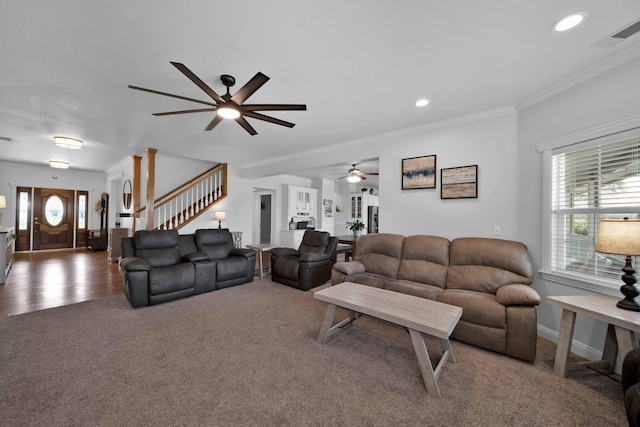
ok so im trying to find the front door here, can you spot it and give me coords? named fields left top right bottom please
left=33, top=188, right=75, bottom=250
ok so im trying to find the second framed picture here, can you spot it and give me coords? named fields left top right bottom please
left=441, top=165, right=478, bottom=199
left=402, top=155, right=436, bottom=189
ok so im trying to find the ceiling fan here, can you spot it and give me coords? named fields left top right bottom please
left=128, top=61, right=307, bottom=135
left=338, top=164, right=379, bottom=183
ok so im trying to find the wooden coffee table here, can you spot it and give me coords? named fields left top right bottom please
left=314, top=282, right=462, bottom=398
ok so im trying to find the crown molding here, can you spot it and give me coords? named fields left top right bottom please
left=517, top=40, right=640, bottom=111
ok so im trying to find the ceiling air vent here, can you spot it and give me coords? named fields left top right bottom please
left=592, top=18, right=640, bottom=48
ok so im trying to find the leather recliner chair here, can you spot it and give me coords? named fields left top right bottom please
left=270, top=229, right=338, bottom=291
left=623, top=348, right=640, bottom=426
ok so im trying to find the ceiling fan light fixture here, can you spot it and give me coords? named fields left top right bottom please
left=217, top=106, right=241, bottom=120
left=49, top=160, right=70, bottom=169
left=54, top=136, right=83, bottom=149
left=347, top=175, right=361, bottom=183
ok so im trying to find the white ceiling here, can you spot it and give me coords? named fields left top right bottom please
left=2, top=1, right=640, bottom=183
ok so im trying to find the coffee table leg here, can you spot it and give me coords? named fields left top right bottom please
left=317, top=304, right=337, bottom=343
left=553, top=308, right=576, bottom=377
left=409, top=329, right=441, bottom=398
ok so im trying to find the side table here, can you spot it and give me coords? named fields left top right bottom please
left=547, top=294, right=640, bottom=377
left=246, top=243, right=279, bottom=279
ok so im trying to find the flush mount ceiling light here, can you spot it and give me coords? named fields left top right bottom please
left=415, top=99, right=430, bottom=107
left=49, top=160, right=70, bottom=169
left=54, top=136, right=83, bottom=149
left=552, top=12, right=588, bottom=32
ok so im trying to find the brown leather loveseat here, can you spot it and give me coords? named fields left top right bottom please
left=331, top=233, right=541, bottom=362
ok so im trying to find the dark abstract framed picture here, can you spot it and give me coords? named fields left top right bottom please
left=402, top=155, right=436, bottom=190
left=441, top=165, right=478, bottom=199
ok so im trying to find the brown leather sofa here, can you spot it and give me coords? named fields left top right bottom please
left=270, top=229, right=338, bottom=291
left=331, top=233, right=541, bottom=362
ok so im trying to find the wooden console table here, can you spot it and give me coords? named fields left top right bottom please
left=547, top=294, right=640, bottom=377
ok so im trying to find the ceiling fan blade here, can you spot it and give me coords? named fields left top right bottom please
left=361, top=172, right=379, bottom=176
left=171, top=61, right=226, bottom=104
left=235, top=116, right=258, bottom=135
left=204, top=115, right=224, bottom=131
left=128, top=85, right=217, bottom=107
left=241, top=104, right=307, bottom=112
left=230, top=72, right=269, bottom=104
left=242, top=111, right=295, bottom=128
left=337, top=175, right=347, bottom=180
left=153, top=108, right=217, bottom=116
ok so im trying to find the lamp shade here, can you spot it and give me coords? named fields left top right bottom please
left=0, top=195, right=6, bottom=209
left=214, top=211, right=226, bottom=221
left=596, top=218, right=640, bottom=256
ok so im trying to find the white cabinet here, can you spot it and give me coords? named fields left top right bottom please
left=283, top=185, right=318, bottom=225
left=1, top=227, right=15, bottom=284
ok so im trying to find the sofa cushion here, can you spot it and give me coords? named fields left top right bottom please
left=134, top=230, right=181, bottom=267
left=298, top=230, right=330, bottom=256
left=385, top=279, right=443, bottom=301
left=148, top=263, right=195, bottom=296
left=216, top=257, right=249, bottom=282
left=438, top=289, right=507, bottom=329
left=447, top=237, right=533, bottom=294
left=195, top=229, right=234, bottom=259
left=344, top=272, right=393, bottom=289
left=355, top=233, right=404, bottom=279
left=397, top=235, right=450, bottom=289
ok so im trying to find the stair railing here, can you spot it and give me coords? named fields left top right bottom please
left=138, top=163, right=227, bottom=230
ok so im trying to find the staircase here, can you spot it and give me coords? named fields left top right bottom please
left=138, top=163, right=227, bottom=231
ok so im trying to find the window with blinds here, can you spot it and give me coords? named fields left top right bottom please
left=551, top=135, right=640, bottom=281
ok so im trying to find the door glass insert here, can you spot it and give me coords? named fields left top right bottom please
left=78, top=194, right=86, bottom=229
left=45, top=195, right=64, bottom=226
left=18, top=191, right=29, bottom=230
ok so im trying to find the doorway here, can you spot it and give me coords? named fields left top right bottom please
left=15, top=187, right=89, bottom=251
left=252, top=188, right=275, bottom=244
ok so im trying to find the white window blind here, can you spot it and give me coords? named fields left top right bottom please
left=551, top=135, right=640, bottom=281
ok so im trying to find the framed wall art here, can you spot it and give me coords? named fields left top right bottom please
left=402, top=155, right=436, bottom=190
left=441, top=165, right=478, bottom=199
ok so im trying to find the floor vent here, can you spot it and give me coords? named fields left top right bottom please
left=592, top=18, right=640, bottom=48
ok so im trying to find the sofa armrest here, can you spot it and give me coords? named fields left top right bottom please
left=270, top=247, right=299, bottom=258
left=496, top=284, right=541, bottom=306
left=230, top=248, right=257, bottom=259
left=182, top=252, right=210, bottom=263
left=120, top=256, right=151, bottom=272
left=333, top=261, right=366, bottom=275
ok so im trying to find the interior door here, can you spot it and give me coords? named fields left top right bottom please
left=33, top=188, right=75, bottom=250
left=260, top=194, right=272, bottom=243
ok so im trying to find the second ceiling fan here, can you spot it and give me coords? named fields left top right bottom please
left=339, top=164, right=379, bottom=182
left=129, top=61, right=307, bottom=135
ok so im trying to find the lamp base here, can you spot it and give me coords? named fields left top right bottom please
left=617, top=297, right=640, bottom=311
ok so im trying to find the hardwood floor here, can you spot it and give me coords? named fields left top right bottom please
left=0, top=249, right=123, bottom=317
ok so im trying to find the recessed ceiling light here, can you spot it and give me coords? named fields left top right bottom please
left=415, top=99, right=430, bottom=107
left=49, top=160, right=70, bottom=169
left=552, top=12, right=588, bottom=32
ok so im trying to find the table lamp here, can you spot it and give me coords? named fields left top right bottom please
left=214, top=211, right=226, bottom=229
left=596, top=218, right=640, bottom=311
left=0, top=194, right=6, bottom=226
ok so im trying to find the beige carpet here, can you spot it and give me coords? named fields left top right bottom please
left=0, top=279, right=627, bottom=426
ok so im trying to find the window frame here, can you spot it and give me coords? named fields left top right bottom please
left=536, top=115, right=640, bottom=297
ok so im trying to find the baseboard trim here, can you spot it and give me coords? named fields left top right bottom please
left=537, top=324, right=603, bottom=362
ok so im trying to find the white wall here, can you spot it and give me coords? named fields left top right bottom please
left=0, top=160, right=106, bottom=230
left=518, top=55, right=640, bottom=360
left=379, top=111, right=519, bottom=240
